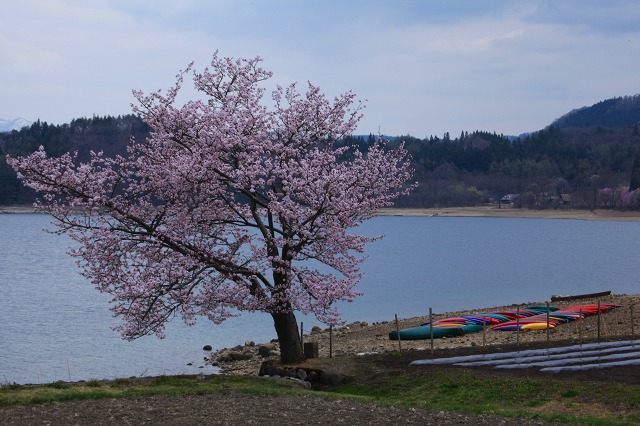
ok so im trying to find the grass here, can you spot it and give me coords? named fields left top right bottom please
left=328, top=353, right=640, bottom=426
left=1, top=355, right=639, bottom=425
left=0, top=375, right=305, bottom=407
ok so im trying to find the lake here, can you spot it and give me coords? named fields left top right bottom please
left=1, top=213, right=639, bottom=384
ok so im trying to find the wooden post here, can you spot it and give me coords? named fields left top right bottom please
left=579, top=308, right=583, bottom=345
left=597, top=300, right=601, bottom=341
left=429, top=308, right=434, bottom=356
left=329, top=325, right=333, bottom=358
left=482, top=315, right=486, bottom=347
left=632, top=305, right=635, bottom=339
left=546, top=302, right=550, bottom=345
left=300, top=322, right=304, bottom=354
left=395, top=314, right=402, bottom=353
left=516, top=307, right=520, bottom=347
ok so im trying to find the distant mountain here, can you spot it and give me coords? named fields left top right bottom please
left=0, top=117, right=32, bottom=132
left=550, top=94, right=640, bottom=129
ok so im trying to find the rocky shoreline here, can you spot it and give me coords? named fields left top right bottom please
left=210, top=293, right=640, bottom=376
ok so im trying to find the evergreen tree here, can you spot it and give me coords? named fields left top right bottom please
left=630, top=151, right=640, bottom=191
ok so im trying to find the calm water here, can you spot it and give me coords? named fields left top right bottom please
left=1, top=214, right=639, bottom=384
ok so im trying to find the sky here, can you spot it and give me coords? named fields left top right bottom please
left=1, top=0, right=639, bottom=138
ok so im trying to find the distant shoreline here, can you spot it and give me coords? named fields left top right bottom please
left=0, top=206, right=38, bottom=214
left=4, top=205, right=640, bottom=222
left=377, top=206, right=640, bottom=222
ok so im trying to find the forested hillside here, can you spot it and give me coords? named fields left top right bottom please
left=0, top=115, right=150, bottom=204
left=384, top=125, right=640, bottom=208
left=2, top=96, right=640, bottom=209
left=552, top=94, right=640, bottom=129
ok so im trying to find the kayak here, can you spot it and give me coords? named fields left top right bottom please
left=389, top=325, right=466, bottom=340
left=521, top=322, right=556, bottom=330
left=390, top=303, right=620, bottom=339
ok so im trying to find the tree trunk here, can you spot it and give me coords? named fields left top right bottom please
left=271, top=311, right=303, bottom=364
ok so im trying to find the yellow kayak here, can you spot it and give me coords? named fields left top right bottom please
left=521, top=322, right=555, bottom=330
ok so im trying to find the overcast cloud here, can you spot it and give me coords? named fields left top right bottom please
left=1, top=0, right=639, bottom=137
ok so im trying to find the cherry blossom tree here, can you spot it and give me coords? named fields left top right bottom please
left=8, top=53, right=413, bottom=363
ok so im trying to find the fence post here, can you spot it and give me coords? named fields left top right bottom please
left=329, top=325, right=333, bottom=358
left=579, top=308, right=583, bottom=345
left=395, top=314, right=402, bottom=353
left=482, top=315, right=486, bottom=347
left=429, top=308, right=434, bottom=356
left=516, top=307, right=520, bottom=347
left=632, top=305, right=635, bottom=339
left=597, top=300, right=601, bottom=341
left=300, top=322, right=304, bottom=354
left=546, top=302, right=550, bottom=345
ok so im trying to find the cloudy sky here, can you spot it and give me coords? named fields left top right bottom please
left=1, top=0, right=639, bottom=137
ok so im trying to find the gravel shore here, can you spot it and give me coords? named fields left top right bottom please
left=213, top=293, right=640, bottom=376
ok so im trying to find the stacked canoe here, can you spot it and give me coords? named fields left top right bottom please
left=389, top=303, right=620, bottom=341
left=491, top=303, right=620, bottom=331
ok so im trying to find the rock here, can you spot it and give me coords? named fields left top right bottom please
left=320, top=371, right=342, bottom=386
left=232, top=344, right=243, bottom=351
left=311, top=325, right=323, bottom=334
left=258, top=363, right=271, bottom=376
left=258, top=344, right=277, bottom=357
left=242, top=350, right=254, bottom=360
left=229, top=351, right=245, bottom=361
left=218, top=354, right=233, bottom=363
left=286, top=377, right=312, bottom=389
left=296, top=369, right=308, bottom=381
left=307, top=371, right=319, bottom=382
left=245, top=340, right=255, bottom=347
left=202, top=345, right=213, bottom=351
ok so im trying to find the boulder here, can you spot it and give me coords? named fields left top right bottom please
left=296, top=368, right=308, bottom=381
left=307, top=371, right=319, bottom=382
left=202, top=345, right=213, bottom=351
left=217, top=354, right=233, bottom=363
left=258, top=344, right=277, bottom=357
left=229, top=351, right=246, bottom=361
left=320, top=371, right=343, bottom=386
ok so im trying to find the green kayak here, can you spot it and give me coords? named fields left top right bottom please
left=389, top=325, right=468, bottom=340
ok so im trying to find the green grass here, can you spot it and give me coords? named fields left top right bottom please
left=330, top=362, right=640, bottom=426
left=0, top=375, right=307, bottom=407
left=1, top=358, right=639, bottom=426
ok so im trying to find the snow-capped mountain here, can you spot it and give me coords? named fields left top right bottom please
left=0, top=117, right=32, bottom=132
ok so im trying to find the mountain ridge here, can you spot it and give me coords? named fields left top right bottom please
left=550, top=94, right=640, bottom=129
left=0, top=117, right=32, bottom=132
